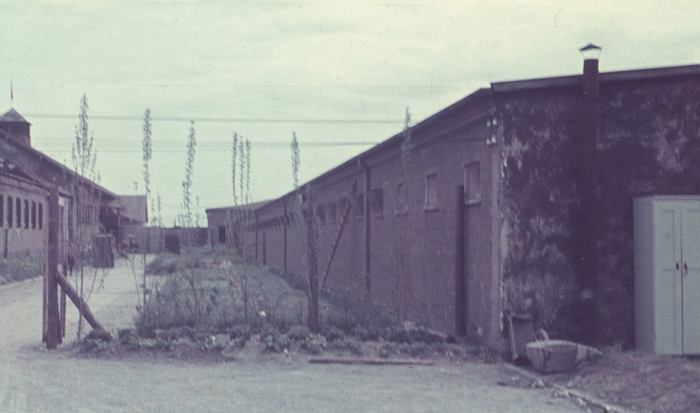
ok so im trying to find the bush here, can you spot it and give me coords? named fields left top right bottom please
left=286, top=325, right=311, bottom=341
left=327, top=337, right=363, bottom=356
left=260, top=324, right=289, bottom=353
left=0, top=253, right=43, bottom=285
left=301, top=334, right=327, bottom=355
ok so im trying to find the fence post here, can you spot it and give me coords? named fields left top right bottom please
left=46, top=188, right=60, bottom=349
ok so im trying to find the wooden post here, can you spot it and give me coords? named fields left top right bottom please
left=46, top=188, right=60, bottom=350
left=307, top=187, right=319, bottom=333
left=455, top=185, right=467, bottom=337
left=363, top=166, right=371, bottom=296
left=283, top=202, right=287, bottom=272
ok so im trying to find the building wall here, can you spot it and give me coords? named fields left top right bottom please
left=0, top=175, right=48, bottom=257
left=220, top=96, right=501, bottom=342
left=497, top=74, right=700, bottom=346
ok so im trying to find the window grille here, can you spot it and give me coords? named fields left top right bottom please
left=464, top=162, right=481, bottom=204
left=425, top=173, right=439, bottom=210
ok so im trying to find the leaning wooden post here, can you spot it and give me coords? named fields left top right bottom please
left=46, top=188, right=60, bottom=350
left=306, top=186, right=319, bottom=333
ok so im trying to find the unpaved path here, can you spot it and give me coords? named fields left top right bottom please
left=0, top=257, right=584, bottom=413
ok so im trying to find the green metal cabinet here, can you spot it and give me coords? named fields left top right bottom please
left=634, top=196, right=700, bottom=355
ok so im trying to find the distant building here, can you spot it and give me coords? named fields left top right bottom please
left=0, top=108, right=135, bottom=262
left=207, top=47, right=700, bottom=350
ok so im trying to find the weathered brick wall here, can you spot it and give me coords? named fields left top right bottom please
left=497, top=75, right=700, bottom=346
left=235, top=108, right=500, bottom=341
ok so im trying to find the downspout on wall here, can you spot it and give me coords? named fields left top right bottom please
left=579, top=43, right=601, bottom=344
left=359, top=158, right=371, bottom=297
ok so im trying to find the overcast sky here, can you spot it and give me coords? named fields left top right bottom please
left=2, top=0, right=699, bottom=224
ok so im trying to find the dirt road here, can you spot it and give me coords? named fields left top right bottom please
left=0, top=257, right=584, bottom=413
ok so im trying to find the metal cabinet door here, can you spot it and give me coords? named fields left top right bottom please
left=654, top=203, right=684, bottom=355
left=681, top=205, right=700, bottom=354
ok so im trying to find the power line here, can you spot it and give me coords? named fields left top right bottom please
left=25, top=114, right=400, bottom=124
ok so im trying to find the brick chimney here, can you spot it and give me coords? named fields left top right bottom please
left=0, top=108, right=31, bottom=146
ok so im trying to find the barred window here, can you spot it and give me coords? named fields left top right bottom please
left=24, top=200, right=29, bottom=228
left=31, top=201, right=36, bottom=229
left=370, top=188, right=384, bottom=217
left=464, top=162, right=481, bottom=204
left=7, top=196, right=12, bottom=228
left=16, top=198, right=21, bottom=229
left=395, top=182, right=408, bottom=215
left=424, top=173, right=439, bottom=210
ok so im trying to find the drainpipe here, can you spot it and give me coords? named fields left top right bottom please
left=358, top=158, right=371, bottom=297
left=579, top=43, right=601, bottom=344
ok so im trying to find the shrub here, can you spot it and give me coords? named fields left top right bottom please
left=0, top=253, right=43, bottom=285
left=323, top=327, right=346, bottom=342
left=260, top=324, right=289, bottom=353
left=327, top=337, right=363, bottom=356
left=286, top=325, right=311, bottom=341
left=301, top=334, right=327, bottom=355
left=227, top=324, right=253, bottom=341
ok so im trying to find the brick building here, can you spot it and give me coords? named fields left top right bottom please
left=209, top=46, right=700, bottom=349
left=0, top=108, right=131, bottom=263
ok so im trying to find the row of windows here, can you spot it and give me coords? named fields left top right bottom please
left=0, top=194, right=43, bottom=230
left=253, top=162, right=482, bottom=231
left=313, top=161, right=481, bottom=224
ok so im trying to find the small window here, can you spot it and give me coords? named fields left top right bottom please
left=24, top=200, right=29, bottom=228
left=38, top=203, right=43, bottom=230
left=424, top=173, right=439, bottom=210
left=316, top=205, right=326, bottom=223
left=31, top=201, right=36, bottom=229
left=327, top=202, right=337, bottom=223
left=464, top=162, right=481, bottom=204
left=370, top=188, right=384, bottom=217
left=7, top=196, right=13, bottom=228
left=16, top=198, right=21, bottom=228
left=395, top=182, right=408, bottom=215
left=353, top=193, right=364, bottom=220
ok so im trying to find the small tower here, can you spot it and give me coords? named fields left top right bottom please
left=0, top=108, right=31, bottom=147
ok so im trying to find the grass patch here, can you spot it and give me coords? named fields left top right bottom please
left=126, top=247, right=493, bottom=360
left=137, top=246, right=307, bottom=334
left=0, top=253, right=43, bottom=285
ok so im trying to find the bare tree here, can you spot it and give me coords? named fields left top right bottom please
left=231, top=133, right=238, bottom=206
left=291, top=131, right=300, bottom=189
left=181, top=121, right=197, bottom=228
left=245, top=139, right=251, bottom=203
left=239, top=138, right=245, bottom=205
left=71, top=94, right=108, bottom=339
left=142, top=109, right=153, bottom=210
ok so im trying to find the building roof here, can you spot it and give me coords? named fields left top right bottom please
left=0, top=124, right=119, bottom=200
left=0, top=108, right=30, bottom=124
left=119, top=195, right=148, bottom=223
left=206, top=199, right=272, bottom=214
left=490, top=63, right=700, bottom=93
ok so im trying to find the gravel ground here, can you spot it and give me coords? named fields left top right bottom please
left=0, top=257, right=586, bottom=413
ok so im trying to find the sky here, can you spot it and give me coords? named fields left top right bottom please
left=2, top=0, right=700, bottom=225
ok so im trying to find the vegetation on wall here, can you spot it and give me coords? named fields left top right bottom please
left=498, top=80, right=700, bottom=347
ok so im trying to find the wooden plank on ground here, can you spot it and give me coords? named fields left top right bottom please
left=309, top=357, right=434, bottom=366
